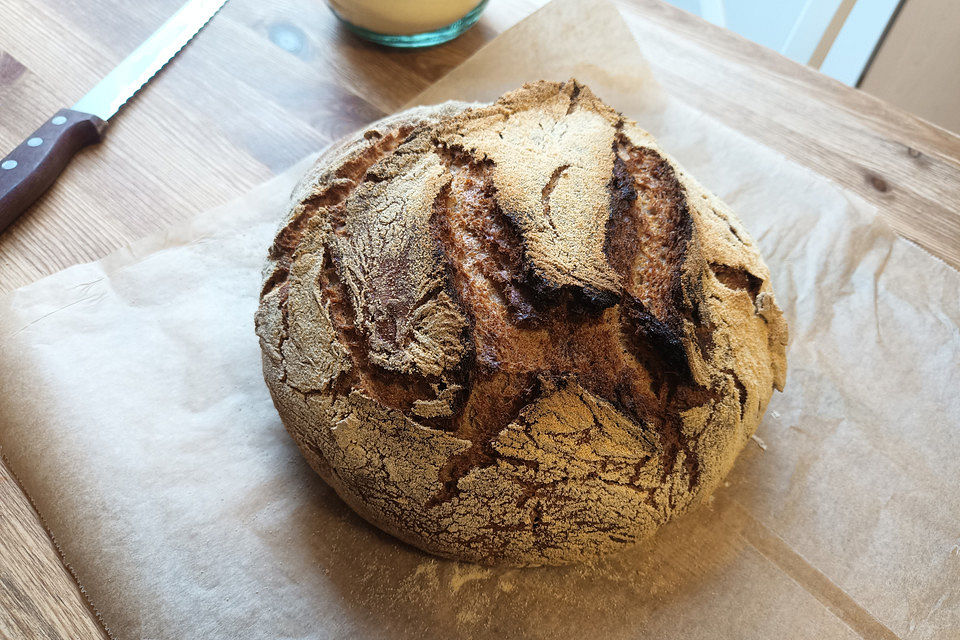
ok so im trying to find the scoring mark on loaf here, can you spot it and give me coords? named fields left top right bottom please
left=709, top=262, right=762, bottom=304
left=261, top=124, right=416, bottom=300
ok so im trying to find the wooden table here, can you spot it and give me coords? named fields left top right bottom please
left=1, top=0, right=958, bottom=637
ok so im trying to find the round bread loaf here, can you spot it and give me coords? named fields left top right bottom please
left=255, top=80, right=787, bottom=566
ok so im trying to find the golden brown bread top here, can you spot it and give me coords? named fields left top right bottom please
left=256, top=80, right=787, bottom=564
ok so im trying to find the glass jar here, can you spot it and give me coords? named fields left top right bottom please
left=328, top=0, right=489, bottom=48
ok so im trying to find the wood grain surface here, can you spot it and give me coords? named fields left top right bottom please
left=0, top=461, right=108, bottom=640
left=0, top=0, right=958, bottom=637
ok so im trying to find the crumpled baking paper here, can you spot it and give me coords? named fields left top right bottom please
left=1, top=0, right=958, bottom=638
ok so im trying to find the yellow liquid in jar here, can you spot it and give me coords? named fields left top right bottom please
left=329, top=0, right=481, bottom=35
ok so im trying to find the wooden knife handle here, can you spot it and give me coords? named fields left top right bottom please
left=0, top=109, right=107, bottom=234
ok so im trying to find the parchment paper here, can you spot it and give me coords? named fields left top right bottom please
left=1, top=1, right=958, bottom=638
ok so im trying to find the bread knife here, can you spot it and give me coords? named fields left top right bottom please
left=0, top=0, right=229, bottom=233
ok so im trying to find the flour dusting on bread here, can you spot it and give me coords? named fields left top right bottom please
left=256, top=80, right=788, bottom=565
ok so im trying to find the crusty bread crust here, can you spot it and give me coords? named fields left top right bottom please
left=255, top=81, right=787, bottom=566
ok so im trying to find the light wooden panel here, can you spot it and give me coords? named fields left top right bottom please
left=0, top=462, right=110, bottom=640
left=860, top=0, right=960, bottom=134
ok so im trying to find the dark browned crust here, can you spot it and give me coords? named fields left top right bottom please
left=277, top=105, right=705, bottom=499
left=281, top=115, right=717, bottom=508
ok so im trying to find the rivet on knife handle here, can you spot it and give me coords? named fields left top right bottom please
left=0, top=109, right=107, bottom=233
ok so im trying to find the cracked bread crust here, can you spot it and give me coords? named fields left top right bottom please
left=255, top=81, right=788, bottom=566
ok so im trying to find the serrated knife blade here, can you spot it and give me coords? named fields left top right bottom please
left=0, top=0, right=229, bottom=231
left=74, top=0, right=229, bottom=121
